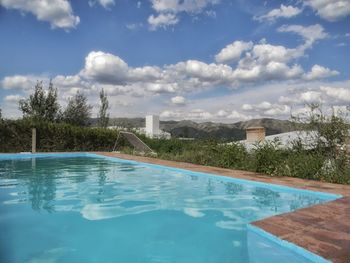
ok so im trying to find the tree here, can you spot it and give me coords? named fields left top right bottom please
left=98, top=89, right=109, bottom=128
left=63, top=91, right=92, bottom=126
left=45, top=81, right=60, bottom=122
left=0, top=107, right=2, bottom=121
left=293, top=104, right=350, bottom=158
left=18, top=80, right=60, bottom=122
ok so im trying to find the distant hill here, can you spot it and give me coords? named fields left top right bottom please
left=90, top=117, right=296, bottom=141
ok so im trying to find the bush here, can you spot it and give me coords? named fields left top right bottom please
left=251, top=139, right=286, bottom=175
left=0, top=119, right=126, bottom=152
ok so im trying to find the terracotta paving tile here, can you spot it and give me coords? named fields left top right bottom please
left=95, top=152, right=350, bottom=263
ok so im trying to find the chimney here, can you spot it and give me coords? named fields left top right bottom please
left=246, top=127, right=265, bottom=143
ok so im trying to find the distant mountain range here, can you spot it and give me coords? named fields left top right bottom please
left=91, top=117, right=297, bottom=141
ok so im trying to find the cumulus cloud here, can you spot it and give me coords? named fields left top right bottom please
left=0, top=0, right=80, bottom=30
left=1, top=29, right=343, bottom=120
left=160, top=109, right=212, bottom=120
left=278, top=24, right=328, bottom=48
left=81, top=51, right=129, bottom=84
left=320, top=86, right=350, bottom=102
left=304, top=0, right=350, bottom=21
left=171, top=96, right=186, bottom=105
left=215, top=41, right=253, bottom=64
left=264, top=105, right=291, bottom=116
left=1, top=75, right=39, bottom=90
left=89, top=0, right=115, bottom=9
left=4, top=94, right=24, bottom=103
left=254, top=4, right=302, bottom=22
left=299, top=90, right=323, bottom=103
left=240, top=101, right=291, bottom=117
left=148, top=13, right=179, bottom=30
left=303, top=65, right=339, bottom=80
left=150, top=0, right=220, bottom=14
left=168, top=60, right=233, bottom=86
left=226, top=110, right=252, bottom=120
left=278, top=96, right=299, bottom=105
left=216, top=109, right=230, bottom=117
left=148, top=0, right=219, bottom=30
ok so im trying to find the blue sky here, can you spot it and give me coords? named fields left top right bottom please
left=1, top=0, right=350, bottom=121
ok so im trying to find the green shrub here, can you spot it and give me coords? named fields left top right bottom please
left=251, top=140, right=285, bottom=175
left=0, top=119, right=126, bottom=152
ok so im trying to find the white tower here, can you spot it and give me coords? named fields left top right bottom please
left=145, top=115, right=160, bottom=138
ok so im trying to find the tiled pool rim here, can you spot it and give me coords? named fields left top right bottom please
left=0, top=152, right=347, bottom=262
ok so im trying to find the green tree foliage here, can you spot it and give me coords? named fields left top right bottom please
left=63, top=91, right=92, bottom=126
left=45, top=81, right=60, bottom=122
left=18, top=81, right=60, bottom=122
left=0, top=108, right=2, bottom=121
left=98, top=89, right=109, bottom=128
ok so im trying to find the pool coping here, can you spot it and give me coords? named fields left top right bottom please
left=95, top=152, right=350, bottom=263
left=1, top=151, right=349, bottom=262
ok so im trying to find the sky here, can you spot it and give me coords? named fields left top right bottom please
left=0, top=0, right=350, bottom=122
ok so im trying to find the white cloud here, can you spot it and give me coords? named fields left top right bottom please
left=89, top=0, right=115, bottom=9
left=254, top=4, right=302, bottom=22
left=169, top=60, right=233, bottom=85
left=171, top=96, right=186, bottom=105
left=144, top=83, right=177, bottom=93
left=278, top=95, right=299, bottom=104
left=303, top=65, right=339, bottom=80
left=148, top=0, right=220, bottom=30
left=239, top=100, right=291, bottom=117
left=188, top=108, right=213, bottom=119
left=216, top=109, right=229, bottom=117
left=148, top=13, right=179, bottom=30
left=0, top=0, right=80, bottom=30
left=4, top=94, right=23, bottom=103
left=278, top=24, right=328, bottom=48
left=320, top=86, right=350, bottom=102
left=215, top=41, right=253, bottom=64
left=299, top=90, right=323, bottom=103
left=1, top=32, right=345, bottom=120
left=160, top=109, right=213, bottom=120
left=242, top=104, right=254, bottom=111
left=226, top=110, right=251, bottom=120
left=251, top=43, right=300, bottom=64
left=81, top=51, right=129, bottom=84
left=150, top=0, right=220, bottom=14
left=304, top=0, right=350, bottom=21
left=160, top=110, right=182, bottom=118
left=1, top=75, right=38, bottom=90
left=67, top=27, right=335, bottom=99
left=264, top=105, right=291, bottom=116
left=126, top=23, right=143, bottom=31
left=256, top=101, right=273, bottom=110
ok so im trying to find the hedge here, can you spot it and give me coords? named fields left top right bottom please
left=0, top=119, right=125, bottom=152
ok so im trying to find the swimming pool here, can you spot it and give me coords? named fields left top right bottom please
left=0, top=153, right=340, bottom=263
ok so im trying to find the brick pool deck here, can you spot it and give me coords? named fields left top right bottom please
left=96, top=152, right=350, bottom=263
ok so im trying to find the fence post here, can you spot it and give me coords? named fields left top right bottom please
left=32, top=128, right=36, bottom=153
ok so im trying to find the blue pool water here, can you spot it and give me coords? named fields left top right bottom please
left=0, top=153, right=339, bottom=263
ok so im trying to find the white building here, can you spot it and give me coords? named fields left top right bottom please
left=145, top=115, right=160, bottom=137
left=145, top=115, right=171, bottom=139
